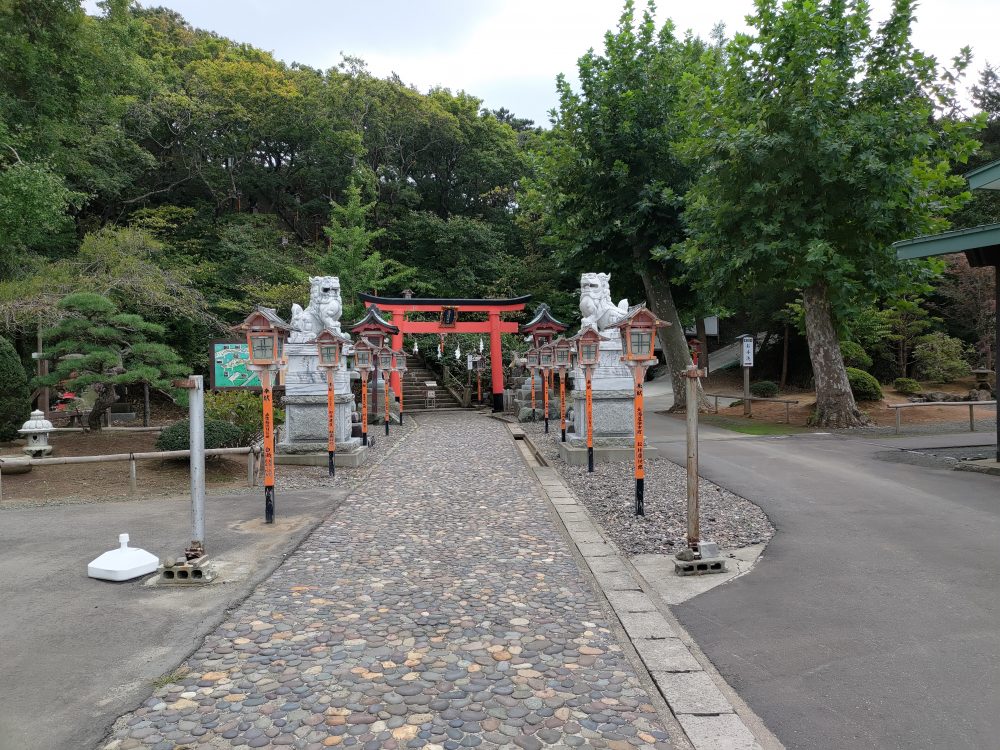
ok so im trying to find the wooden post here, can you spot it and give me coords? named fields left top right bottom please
left=361, top=374, right=368, bottom=446
left=143, top=382, right=150, bottom=427
left=543, top=368, right=550, bottom=433
left=247, top=448, right=255, bottom=487
left=327, top=368, right=336, bottom=476
left=896, top=408, right=901, bottom=435
left=633, top=367, right=645, bottom=516
left=384, top=376, right=390, bottom=436
left=530, top=368, right=536, bottom=421
left=586, top=368, right=594, bottom=473
left=743, top=365, right=751, bottom=417
left=970, top=403, right=975, bottom=432
left=261, top=368, right=276, bottom=523
left=559, top=368, right=566, bottom=442
left=128, top=456, right=137, bottom=495
left=685, top=365, right=701, bottom=553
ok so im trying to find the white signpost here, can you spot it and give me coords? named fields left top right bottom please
left=741, top=335, right=754, bottom=416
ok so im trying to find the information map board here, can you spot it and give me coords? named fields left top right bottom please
left=211, top=340, right=261, bottom=389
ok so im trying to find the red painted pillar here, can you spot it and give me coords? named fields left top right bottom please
left=488, top=311, right=504, bottom=412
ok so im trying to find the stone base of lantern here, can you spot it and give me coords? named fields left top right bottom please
left=557, top=441, right=657, bottom=467
left=275, top=445, right=368, bottom=467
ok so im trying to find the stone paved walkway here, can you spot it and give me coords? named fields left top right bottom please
left=104, top=413, right=673, bottom=750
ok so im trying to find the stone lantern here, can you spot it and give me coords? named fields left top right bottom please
left=19, top=410, right=54, bottom=457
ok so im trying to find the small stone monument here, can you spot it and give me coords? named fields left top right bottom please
left=559, top=273, right=657, bottom=466
left=278, top=276, right=365, bottom=465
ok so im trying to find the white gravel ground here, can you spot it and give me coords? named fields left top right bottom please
left=521, top=421, right=774, bottom=556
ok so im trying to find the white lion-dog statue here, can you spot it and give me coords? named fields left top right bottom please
left=289, top=276, right=344, bottom=343
left=579, top=272, right=628, bottom=332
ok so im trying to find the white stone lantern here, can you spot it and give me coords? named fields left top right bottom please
left=19, top=409, right=54, bottom=457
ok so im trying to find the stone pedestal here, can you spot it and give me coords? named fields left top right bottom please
left=278, top=342, right=363, bottom=457
left=513, top=373, right=559, bottom=422
left=568, top=336, right=634, bottom=447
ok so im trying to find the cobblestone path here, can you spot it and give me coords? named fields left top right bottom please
left=105, top=413, right=672, bottom=750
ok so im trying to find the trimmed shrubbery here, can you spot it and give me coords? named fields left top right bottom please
left=912, top=332, right=969, bottom=383
left=0, top=337, right=29, bottom=441
left=846, top=367, right=883, bottom=401
left=156, top=418, right=243, bottom=452
left=204, top=389, right=282, bottom=446
left=839, top=340, right=873, bottom=371
left=893, top=377, right=922, bottom=395
left=750, top=380, right=779, bottom=397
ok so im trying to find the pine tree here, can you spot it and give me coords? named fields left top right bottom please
left=38, top=293, right=187, bottom=430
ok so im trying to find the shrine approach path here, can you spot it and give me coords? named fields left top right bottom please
left=104, top=412, right=674, bottom=750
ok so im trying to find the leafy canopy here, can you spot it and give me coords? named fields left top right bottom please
left=681, top=0, right=983, bottom=319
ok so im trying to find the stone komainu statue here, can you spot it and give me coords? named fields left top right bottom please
left=579, top=272, right=628, bottom=332
left=289, top=276, right=343, bottom=342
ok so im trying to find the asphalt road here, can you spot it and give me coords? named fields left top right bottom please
left=647, top=412, right=1000, bottom=750
left=0, top=488, right=344, bottom=750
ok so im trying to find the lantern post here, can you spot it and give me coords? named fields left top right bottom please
left=378, top=347, right=394, bottom=436
left=553, top=338, right=573, bottom=443
left=525, top=348, right=540, bottom=422
left=316, top=329, right=346, bottom=477
left=519, top=303, right=567, bottom=426
left=571, top=327, right=603, bottom=473
left=608, top=306, right=668, bottom=517
left=240, top=307, right=290, bottom=524
left=349, top=304, right=398, bottom=436
left=353, top=339, right=374, bottom=447
left=395, top=349, right=407, bottom=425
left=538, top=343, right=554, bottom=434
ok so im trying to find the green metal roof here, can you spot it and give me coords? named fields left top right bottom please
left=893, top=223, right=1000, bottom=266
left=965, top=158, right=1000, bottom=191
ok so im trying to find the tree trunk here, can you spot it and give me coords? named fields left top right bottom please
left=696, top=318, right=709, bottom=371
left=634, top=252, right=709, bottom=412
left=801, top=283, right=869, bottom=427
left=87, top=383, right=119, bottom=432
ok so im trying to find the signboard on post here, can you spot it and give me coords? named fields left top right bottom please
left=741, top=336, right=754, bottom=367
left=741, top=335, right=753, bottom=416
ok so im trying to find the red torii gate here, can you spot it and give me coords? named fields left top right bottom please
left=359, top=292, right=531, bottom=412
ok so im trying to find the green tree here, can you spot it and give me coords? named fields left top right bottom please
left=0, top=336, right=29, bottom=441
left=682, top=0, right=981, bottom=426
left=319, top=182, right=415, bottom=322
left=38, top=292, right=186, bottom=430
left=530, top=1, right=714, bottom=409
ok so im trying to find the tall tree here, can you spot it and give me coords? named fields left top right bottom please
left=530, top=1, right=714, bottom=409
left=682, top=0, right=981, bottom=426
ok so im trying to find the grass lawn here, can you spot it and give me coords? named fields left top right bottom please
left=698, top=413, right=810, bottom=436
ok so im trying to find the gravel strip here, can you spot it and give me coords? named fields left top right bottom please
left=520, top=422, right=774, bottom=557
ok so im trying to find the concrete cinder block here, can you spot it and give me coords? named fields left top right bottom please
left=674, top=557, right=728, bottom=577
left=653, top=671, right=733, bottom=715
left=676, top=713, right=760, bottom=750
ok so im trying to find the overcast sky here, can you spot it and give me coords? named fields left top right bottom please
left=85, top=0, right=999, bottom=125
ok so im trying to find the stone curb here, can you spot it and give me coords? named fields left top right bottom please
left=509, top=424, right=777, bottom=750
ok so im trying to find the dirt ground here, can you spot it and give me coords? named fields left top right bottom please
left=0, top=430, right=251, bottom=505
left=700, top=370, right=996, bottom=428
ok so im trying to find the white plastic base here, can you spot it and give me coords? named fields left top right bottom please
left=88, top=533, right=160, bottom=582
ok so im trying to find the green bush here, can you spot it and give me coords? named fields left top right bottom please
left=893, top=377, right=921, bottom=395
left=0, top=337, right=29, bottom=441
left=912, top=332, right=969, bottom=383
left=156, top=418, right=243, bottom=452
left=750, top=380, right=779, bottom=398
left=839, top=340, right=872, bottom=371
left=204, top=390, right=283, bottom=446
left=846, top=367, right=883, bottom=401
